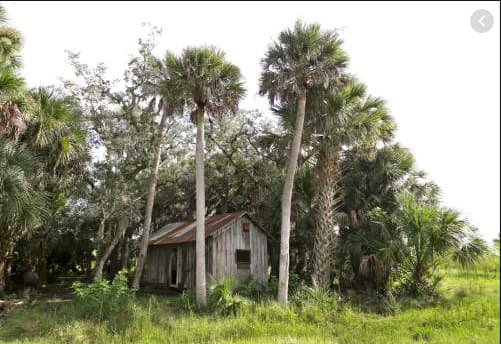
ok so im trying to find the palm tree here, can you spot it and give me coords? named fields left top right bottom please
left=389, top=192, right=486, bottom=294
left=259, top=21, right=348, bottom=302
left=133, top=54, right=184, bottom=288
left=0, top=67, right=24, bottom=141
left=26, top=87, right=87, bottom=177
left=310, top=80, right=395, bottom=290
left=168, top=47, right=245, bottom=305
left=0, top=136, right=45, bottom=297
left=19, top=87, right=88, bottom=283
left=0, top=4, right=22, bottom=70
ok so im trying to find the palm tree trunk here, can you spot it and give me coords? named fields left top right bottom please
left=0, top=224, right=13, bottom=298
left=132, top=110, right=170, bottom=289
left=312, top=146, right=341, bottom=290
left=277, top=89, right=307, bottom=303
left=94, top=217, right=129, bottom=282
left=195, top=107, right=207, bottom=306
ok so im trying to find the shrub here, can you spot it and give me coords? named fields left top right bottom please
left=71, top=270, right=136, bottom=323
left=207, top=277, right=247, bottom=316
left=236, top=277, right=272, bottom=302
left=398, top=271, right=442, bottom=297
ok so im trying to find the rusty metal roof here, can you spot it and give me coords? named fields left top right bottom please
left=149, top=211, right=247, bottom=246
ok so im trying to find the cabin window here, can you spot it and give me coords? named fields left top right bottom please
left=242, top=222, right=250, bottom=246
left=236, top=249, right=251, bottom=269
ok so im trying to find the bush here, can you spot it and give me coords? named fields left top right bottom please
left=401, top=271, right=443, bottom=297
left=71, top=270, right=136, bottom=324
left=236, top=277, right=273, bottom=302
left=207, top=277, right=247, bottom=316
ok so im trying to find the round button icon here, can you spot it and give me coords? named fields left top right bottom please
left=471, top=9, right=494, bottom=33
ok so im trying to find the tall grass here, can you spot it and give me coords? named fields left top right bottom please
left=0, top=266, right=499, bottom=344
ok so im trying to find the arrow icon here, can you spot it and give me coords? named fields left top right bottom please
left=479, top=15, right=486, bottom=27
left=471, top=9, right=494, bottom=33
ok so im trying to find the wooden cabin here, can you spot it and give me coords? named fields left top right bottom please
left=142, top=211, right=269, bottom=289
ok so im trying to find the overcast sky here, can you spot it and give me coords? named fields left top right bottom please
left=4, top=1, right=500, bottom=241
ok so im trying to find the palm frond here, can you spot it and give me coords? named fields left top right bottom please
left=260, top=20, right=348, bottom=105
left=168, top=46, right=245, bottom=120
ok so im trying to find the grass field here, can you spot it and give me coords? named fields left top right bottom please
left=0, top=269, right=499, bottom=344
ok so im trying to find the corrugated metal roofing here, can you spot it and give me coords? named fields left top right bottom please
left=149, top=222, right=185, bottom=241
left=149, top=211, right=246, bottom=245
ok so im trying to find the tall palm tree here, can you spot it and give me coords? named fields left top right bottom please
left=0, top=136, right=45, bottom=297
left=259, top=21, right=348, bottom=303
left=19, top=87, right=88, bottom=283
left=309, top=80, right=395, bottom=290
left=168, top=47, right=245, bottom=305
left=133, top=54, right=184, bottom=288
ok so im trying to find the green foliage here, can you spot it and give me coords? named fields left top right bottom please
left=1, top=271, right=499, bottom=343
left=178, top=289, right=196, bottom=313
left=167, top=45, right=245, bottom=119
left=236, top=277, right=272, bottom=302
left=371, top=193, right=488, bottom=296
left=71, top=271, right=136, bottom=323
left=474, top=252, right=500, bottom=278
left=451, top=236, right=488, bottom=269
left=0, top=136, right=45, bottom=228
left=398, top=272, right=443, bottom=297
left=207, top=277, right=247, bottom=316
left=290, top=286, right=339, bottom=322
left=260, top=20, right=348, bottom=104
left=0, top=6, right=493, bottom=328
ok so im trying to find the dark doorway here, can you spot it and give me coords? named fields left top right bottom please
left=170, top=248, right=178, bottom=287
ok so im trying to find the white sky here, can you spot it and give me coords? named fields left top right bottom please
left=4, top=1, right=500, bottom=241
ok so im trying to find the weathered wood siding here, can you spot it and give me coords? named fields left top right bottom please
left=249, top=219, right=268, bottom=283
left=211, top=216, right=268, bottom=284
left=143, top=243, right=195, bottom=289
left=143, top=215, right=268, bottom=289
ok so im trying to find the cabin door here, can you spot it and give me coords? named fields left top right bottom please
left=169, top=248, right=181, bottom=287
left=236, top=249, right=251, bottom=283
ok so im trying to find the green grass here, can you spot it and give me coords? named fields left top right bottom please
left=0, top=270, right=499, bottom=344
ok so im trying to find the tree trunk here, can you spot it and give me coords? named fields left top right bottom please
left=35, top=232, right=48, bottom=285
left=0, top=225, right=13, bottom=298
left=95, top=211, right=106, bottom=261
left=94, top=217, right=129, bottom=282
left=277, top=89, right=307, bottom=303
left=0, top=256, right=6, bottom=298
left=132, top=109, right=170, bottom=289
left=120, top=233, right=130, bottom=271
left=312, top=147, right=341, bottom=290
left=348, top=208, right=363, bottom=283
left=195, top=107, right=207, bottom=306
